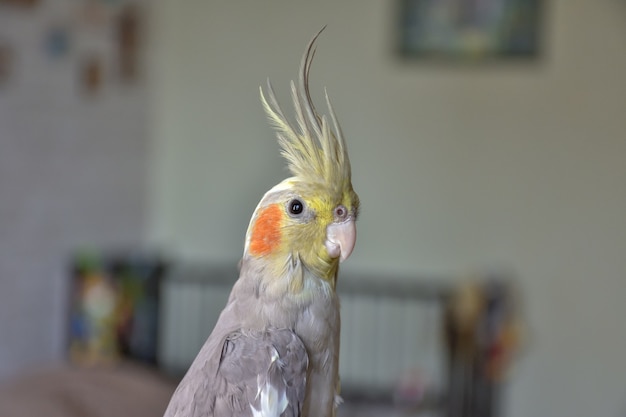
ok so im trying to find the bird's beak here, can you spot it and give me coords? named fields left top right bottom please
left=325, top=220, right=356, bottom=262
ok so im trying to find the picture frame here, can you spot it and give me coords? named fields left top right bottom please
left=398, top=0, right=544, bottom=61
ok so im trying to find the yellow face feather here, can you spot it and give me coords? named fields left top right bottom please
left=246, top=29, right=359, bottom=287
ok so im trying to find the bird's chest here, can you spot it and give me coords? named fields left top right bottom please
left=294, top=290, right=340, bottom=359
left=246, top=275, right=341, bottom=415
left=265, top=277, right=340, bottom=357
left=293, top=289, right=341, bottom=416
left=258, top=274, right=340, bottom=346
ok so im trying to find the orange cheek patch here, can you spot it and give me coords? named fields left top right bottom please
left=249, top=204, right=283, bottom=257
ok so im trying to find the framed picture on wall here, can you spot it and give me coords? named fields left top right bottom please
left=398, top=0, right=544, bottom=61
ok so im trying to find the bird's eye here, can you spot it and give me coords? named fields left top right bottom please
left=288, top=199, right=304, bottom=215
left=334, top=205, right=348, bottom=220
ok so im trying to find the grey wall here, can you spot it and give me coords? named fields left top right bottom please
left=0, top=2, right=148, bottom=378
left=147, top=1, right=626, bottom=417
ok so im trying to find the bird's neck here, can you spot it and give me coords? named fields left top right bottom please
left=241, top=253, right=338, bottom=302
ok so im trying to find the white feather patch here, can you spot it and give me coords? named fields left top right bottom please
left=250, top=348, right=289, bottom=417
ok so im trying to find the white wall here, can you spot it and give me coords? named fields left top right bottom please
left=148, top=1, right=626, bottom=416
left=0, top=1, right=149, bottom=378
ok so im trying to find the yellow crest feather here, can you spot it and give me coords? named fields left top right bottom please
left=260, top=28, right=351, bottom=190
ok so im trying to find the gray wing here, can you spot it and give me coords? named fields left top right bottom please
left=164, top=328, right=308, bottom=417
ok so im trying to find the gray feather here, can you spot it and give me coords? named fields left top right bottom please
left=164, top=327, right=308, bottom=417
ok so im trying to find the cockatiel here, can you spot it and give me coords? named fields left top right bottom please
left=163, top=30, right=359, bottom=417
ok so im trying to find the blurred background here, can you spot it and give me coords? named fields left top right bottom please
left=0, top=0, right=625, bottom=416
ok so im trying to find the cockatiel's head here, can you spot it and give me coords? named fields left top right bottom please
left=243, top=30, right=359, bottom=287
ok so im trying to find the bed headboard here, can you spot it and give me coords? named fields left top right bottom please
left=67, top=255, right=515, bottom=416
left=157, top=264, right=450, bottom=406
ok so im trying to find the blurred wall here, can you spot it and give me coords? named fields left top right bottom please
left=0, top=2, right=148, bottom=378
left=148, top=1, right=626, bottom=416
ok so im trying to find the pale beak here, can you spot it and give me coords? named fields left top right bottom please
left=325, top=220, right=357, bottom=262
